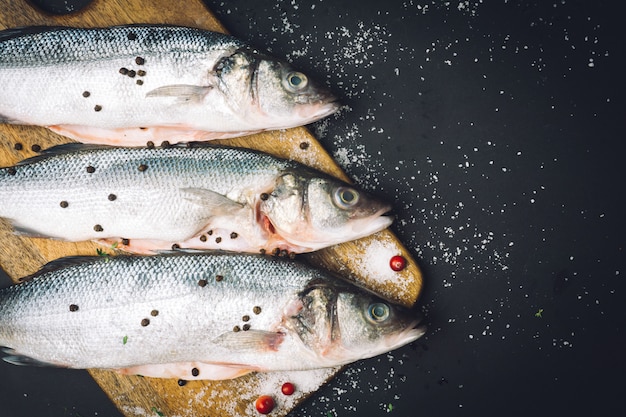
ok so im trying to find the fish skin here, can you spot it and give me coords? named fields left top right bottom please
left=0, top=25, right=339, bottom=145
left=0, top=143, right=393, bottom=253
left=0, top=253, right=425, bottom=379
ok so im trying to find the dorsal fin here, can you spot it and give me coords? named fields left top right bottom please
left=19, top=256, right=106, bottom=282
left=0, top=26, right=71, bottom=42
left=15, top=143, right=112, bottom=166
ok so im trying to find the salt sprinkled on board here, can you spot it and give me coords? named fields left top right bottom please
left=156, top=368, right=339, bottom=417
left=119, top=405, right=183, bottom=417
left=361, top=240, right=407, bottom=286
left=119, top=406, right=147, bottom=417
left=351, top=236, right=414, bottom=303
left=248, top=368, right=339, bottom=413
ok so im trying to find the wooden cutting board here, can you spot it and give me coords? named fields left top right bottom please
left=0, top=1, right=424, bottom=416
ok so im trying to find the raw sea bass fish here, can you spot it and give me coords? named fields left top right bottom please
left=0, top=25, right=338, bottom=145
left=0, top=143, right=392, bottom=254
left=0, top=253, right=425, bottom=380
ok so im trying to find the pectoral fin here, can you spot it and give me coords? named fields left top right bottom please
left=146, top=84, right=213, bottom=102
left=115, top=361, right=255, bottom=380
left=212, top=330, right=285, bottom=352
left=180, top=188, right=244, bottom=216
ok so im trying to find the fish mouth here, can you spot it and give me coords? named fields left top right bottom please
left=273, top=213, right=393, bottom=253
left=385, top=319, right=427, bottom=349
left=295, top=81, right=340, bottom=117
left=348, top=204, right=394, bottom=236
left=295, top=97, right=340, bottom=123
left=356, top=214, right=394, bottom=235
left=317, top=99, right=341, bottom=118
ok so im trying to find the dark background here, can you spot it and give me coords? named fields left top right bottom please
left=1, top=0, right=625, bottom=416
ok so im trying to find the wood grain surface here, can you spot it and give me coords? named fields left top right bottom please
left=0, top=1, right=424, bottom=416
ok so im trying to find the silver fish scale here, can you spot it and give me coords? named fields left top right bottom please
left=0, top=253, right=323, bottom=368
left=0, top=25, right=244, bottom=67
left=0, top=145, right=296, bottom=242
left=9, top=144, right=292, bottom=188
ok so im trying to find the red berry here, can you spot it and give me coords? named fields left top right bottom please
left=255, top=395, right=275, bottom=414
left=390, top=255, right=407, bottom=271
left=281, top=382, right=295, bottom=395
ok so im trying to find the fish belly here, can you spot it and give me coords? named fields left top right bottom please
left=0, top=186, right=203, bottom=242
left=0, top=56, right=238, bottom=132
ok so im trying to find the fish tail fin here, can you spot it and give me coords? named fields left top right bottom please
left=1, top=347, right=59, bottom=367
left=0, top=113, right=19, bottom=124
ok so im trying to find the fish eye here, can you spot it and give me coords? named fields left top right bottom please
left=284, top=71, right=308, bottom=91
left=334, top=187, right=360, bottom=209
left=367, top=303, right=390, bottom=323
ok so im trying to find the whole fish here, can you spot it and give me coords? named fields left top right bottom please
left=0, top=143, right=392, bottom=254
left=0, top=252, right=424, bottom=379
left=0, top=25, right=338, bottom=145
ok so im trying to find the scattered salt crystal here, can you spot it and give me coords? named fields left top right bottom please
left=359, top=238, right=411, bottom=296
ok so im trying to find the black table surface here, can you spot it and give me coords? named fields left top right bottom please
left=1, top=1, right=624, bottom=416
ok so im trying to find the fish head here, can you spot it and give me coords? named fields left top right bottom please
left=253, top=59, right=340, bottom=127
left=285, top=280, right=425, bottom=367
left=260, top=173, right=393, bottom=251
left=215, top=49, right=339, bottom=129
left=332, top=291, right=425, bottom=361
